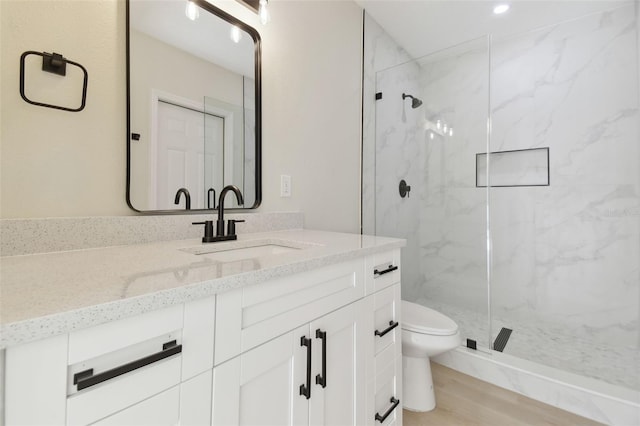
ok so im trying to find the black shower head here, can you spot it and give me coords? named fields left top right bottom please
left=402, top=93, right=423, bottom=109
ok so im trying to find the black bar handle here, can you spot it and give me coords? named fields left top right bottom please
left=375, top=397, right=400, bottom=423
left=374, top=265, right=398, bottom=276
left=74, top=340, right=182, bottom=391
left=299, top=336, right=312, bottom=399
left=375, top=321, right=399, bottom=338
left=315, top=329, right=327, bottom=388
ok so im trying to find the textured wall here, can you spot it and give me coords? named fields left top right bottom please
left=1, top=0, right=128, bottom=218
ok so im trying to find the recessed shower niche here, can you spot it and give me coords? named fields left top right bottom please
left=476, top=147, right=550, bottom=187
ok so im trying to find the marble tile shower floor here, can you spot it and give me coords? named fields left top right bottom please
left=415, top=298, right=640, bottom=391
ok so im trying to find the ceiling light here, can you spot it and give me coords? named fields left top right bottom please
left=185, top=1, right=199, bottom=20
left=493, top=4, right=510, bottom=15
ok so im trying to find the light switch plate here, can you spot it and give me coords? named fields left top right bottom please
left=280, top=175, right=291, bottom=197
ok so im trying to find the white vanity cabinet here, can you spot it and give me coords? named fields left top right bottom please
left=3, top=247, right=403, bottom=426
left=211, top=250, right=402, bottom=426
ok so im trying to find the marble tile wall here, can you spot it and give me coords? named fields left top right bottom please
left=362, top=13, right=423, bottom=298
left=362, top=12, right=413, bottom=236
left=374, top=60, right=423, bottom=301
left=416, top=39, right=492, bottom=347
left=488, top=4, right=639, bottom=350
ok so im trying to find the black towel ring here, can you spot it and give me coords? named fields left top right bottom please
left=19, top=51, right=88, bottom=112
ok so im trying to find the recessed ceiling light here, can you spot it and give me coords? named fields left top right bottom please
left=493, top=4, right=510, bottom=14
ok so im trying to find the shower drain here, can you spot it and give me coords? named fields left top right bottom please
left=493, top=327, right=513, bottom=352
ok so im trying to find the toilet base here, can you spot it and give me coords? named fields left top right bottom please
left=402, top=355, right=436, bottom=412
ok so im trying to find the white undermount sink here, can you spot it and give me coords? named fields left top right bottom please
left=179, top=239, right=320, bottom=263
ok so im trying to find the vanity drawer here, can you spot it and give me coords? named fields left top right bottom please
left=68, top=304, right=184, bottom=365
left=365, top=250, right=401, bottom=295
left=91, top=385, right=180, bottom=426
left=373, top=284, right=401, bottom=356
left=215, top=258, right=365, bottom=364
left=67, top=355, right=182, bottom=425
left=372, top=352, right=402, bottom=426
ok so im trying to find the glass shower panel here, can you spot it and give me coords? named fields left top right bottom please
left=374, top=37, right=492, bottom=349
left=489, top=3, right=639, bottom=391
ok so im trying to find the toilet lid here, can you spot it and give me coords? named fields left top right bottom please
left=401, top=301, right=459, bottom=336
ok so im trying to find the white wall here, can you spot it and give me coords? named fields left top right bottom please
left=254, top=0, right=363, bottom=232
left=0, top=0, right=363, bottom=234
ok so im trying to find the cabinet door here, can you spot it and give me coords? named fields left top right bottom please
left=212, top=326, right=308, bottom=426
left=309, top=300, right=366, bottom=426
left=5, top=334, right=68, bottom=425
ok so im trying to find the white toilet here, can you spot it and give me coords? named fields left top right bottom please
left=401, top=300, right=461, bottom=412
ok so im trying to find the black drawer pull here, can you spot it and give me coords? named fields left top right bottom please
left=374, top=265, right=398, bottom=276
left=299, top=336, right=312, bottom=399
left=315, top=329, right=327, bottom=388
left=73, top=340, right=182, bottom=391
left=375, top=397, right=400, bottom=423
left=375, top=321, right=399, bottom=338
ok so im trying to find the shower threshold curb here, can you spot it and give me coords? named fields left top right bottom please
left=433, top=347, right=640, bottom=425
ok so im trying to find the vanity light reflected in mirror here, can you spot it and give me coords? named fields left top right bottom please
left=126, top=0, right=262, bottom=214
left=185, top=1, right=199, bottom=20
left=259, top=0, right=270, bottom=25
left=230, top=26, right=242, bottom=43
left=236, top=0, right=270, bottom=25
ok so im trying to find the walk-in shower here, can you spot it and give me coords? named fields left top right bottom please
left=363, top=1, right=639, bottom=423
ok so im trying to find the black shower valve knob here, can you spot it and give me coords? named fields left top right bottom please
left=399, top=180, right=411, bottom=198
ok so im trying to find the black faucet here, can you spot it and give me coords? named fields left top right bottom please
left=192, top=184, right=244, bottom=243
left=215, top=184, right=244, bottom=238
left=174, top=188, right=191, bottom=210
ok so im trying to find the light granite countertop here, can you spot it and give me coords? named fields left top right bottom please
left=0, top=229, right=404, bottom=348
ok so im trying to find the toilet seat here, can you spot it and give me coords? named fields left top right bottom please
left=402, top=301, right=459, bottom=336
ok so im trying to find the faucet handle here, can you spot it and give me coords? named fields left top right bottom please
left=227, top=219, right=245, bottom=237
left=192, top=220, right=216, bottom=243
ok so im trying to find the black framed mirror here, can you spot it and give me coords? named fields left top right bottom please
left=126, top=0, right=261, bottom=213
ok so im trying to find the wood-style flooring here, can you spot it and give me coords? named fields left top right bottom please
left=403, top=363, right=603, bottom=426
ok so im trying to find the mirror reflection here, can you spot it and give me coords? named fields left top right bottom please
left=127, top=0, right=260, bottom=212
